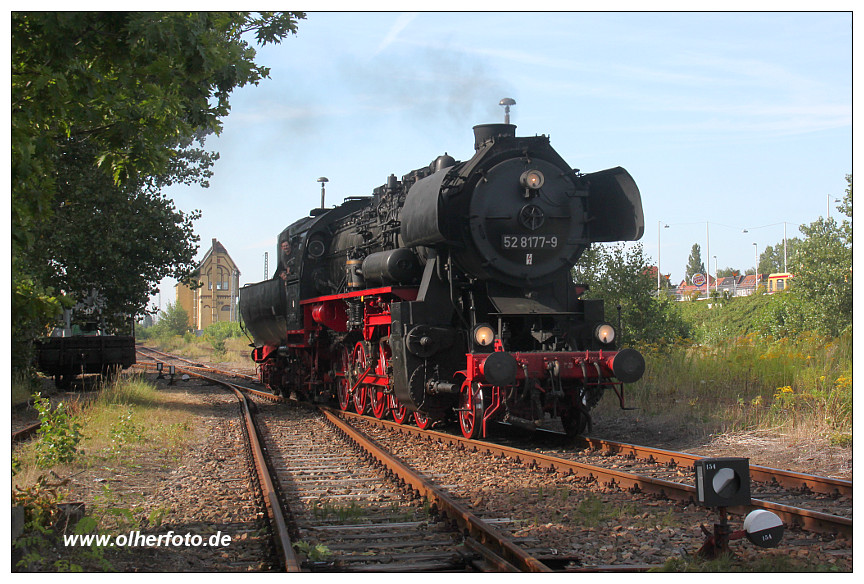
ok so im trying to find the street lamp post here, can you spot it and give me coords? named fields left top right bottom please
left=714, top=255, right=718, bottom=293
left=705, top=222, right=710, bottom=299
left=752, top=242, right=758, bottom=290
left=782, top=221, right=787, bottom=273
left=657, top=221, right=669, bottom=294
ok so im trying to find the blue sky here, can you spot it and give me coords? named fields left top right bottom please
left=155, top=11, right=851, bottom=311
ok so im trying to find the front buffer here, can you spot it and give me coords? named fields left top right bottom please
left=455, top=346, right=645, bottom=439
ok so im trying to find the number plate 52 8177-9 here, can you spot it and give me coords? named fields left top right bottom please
left=502, top=235, right=559, bottom=249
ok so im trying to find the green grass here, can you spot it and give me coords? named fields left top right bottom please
left=143, top=332, right=255, bottom=367
left=12, top=373, right=202, bottom=570
left=599, top=329, right=852, bottom=440
left=13, top=371, right=41, bottom=408
left=13, top=373, right=198, bottom=495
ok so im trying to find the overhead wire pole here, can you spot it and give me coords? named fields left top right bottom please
left=743, top=221, right=793, bottom=275
left=657, top=221, right=669, bottom=294
left=706, top=222, right=710, bottom=299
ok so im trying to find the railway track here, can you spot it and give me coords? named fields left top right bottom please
left=342, top=413, right=852, bottom=540
left=253, top=401, right=478, bottom=571
left=135, top=347, right=852, bottom=569
left=137, top=348, right=552, bottom=572
left=574, top=436, right=852, bottom=498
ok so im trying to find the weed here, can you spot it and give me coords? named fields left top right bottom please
left=107, top=407, right=145, bottom=455
left=12, top=474, right=72, bottom=570
left=32, top=393, right=82, bottom=468
left=311, top=499, right=366, bottom=523
left=596, top=331, right=852, bottom=440
left=293, top=540, right=333, bottom=562
left=654, top=551, right=841, bottom=572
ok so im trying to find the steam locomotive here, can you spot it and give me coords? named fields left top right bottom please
left=239, top=123, right=645, bottom=438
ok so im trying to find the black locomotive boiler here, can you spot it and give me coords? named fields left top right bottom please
left=239, top=123, right=645, bottom=438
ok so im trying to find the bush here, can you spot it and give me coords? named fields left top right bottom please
left=32, top=393, right=82, bottom=468
left=151, top=302, right=190, bottom=337
left=203, top=321, right=243, bottom=358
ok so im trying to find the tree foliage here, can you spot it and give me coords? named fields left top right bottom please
left=685, top=243, right=705, bottom=282
left=758, top=237, right=801, bottom=274
left=573, top=243, right=689, bottom=345
left=716, top=267, right=742, bottom=279
left=787, top=175, right=852, bottom=336
left=22, top=140, right=203, bottom=330
left=11, top=11, right=305, bottom=371
left=152, top=302, right=192, bottom=338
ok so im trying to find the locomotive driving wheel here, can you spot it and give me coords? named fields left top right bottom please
left=337, top=378, right=351, bottom=411
left=413, top=411, right=432, bottom=429
left=351, top=341, right=371, bottom=414
left=458, top=379, right=483, bottom=439
left=389, top=395, right=408, bottom=424
left=335, top=345, right=351, bottom=411
left=369, top=388, right=387, bottom=418
left=369, top=343, right=390, bottom=419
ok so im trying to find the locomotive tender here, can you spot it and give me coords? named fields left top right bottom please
left=239, top=123, right=646, bottom=438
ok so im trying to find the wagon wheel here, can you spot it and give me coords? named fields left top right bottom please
left=389, top=394, right=408, bottom=424
left=335, top=345, right=351, bottom=411
left=458, top=379, right=483, bottom=439
left=561, top=407, right=590, bottom=437
left=369, top=343, right=389, bottom=419
left=413, top=410, right=432, bottom=429
left=54, top=373, right=72, bottom=390
left=351, top=341, right=370, bottom=414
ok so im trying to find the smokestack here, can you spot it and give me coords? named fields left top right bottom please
left=473, top=123, right=516, bottom=150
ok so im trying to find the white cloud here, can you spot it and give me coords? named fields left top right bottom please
left=374, top=12, right=419, bottom=56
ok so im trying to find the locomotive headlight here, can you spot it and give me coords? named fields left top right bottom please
left=473, top=324, right=496, bottom=347
left=520, top=169, right=545, bottom=190
left=594, top=323, right=616, bottom=344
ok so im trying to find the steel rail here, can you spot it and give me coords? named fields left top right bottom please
left=137, top=351, right=853, bottom=542
left=231, top=385, right=300, bottom=571
left=136, top=346, right=258, bottom=381
left=140, top=347, right=850, bottom=498
left=146, top=351, right=545, bottom=572
left=12, top=422, right=42, bottom=444
left=578, top=436, right=852, bottom=497
left=138, top=353, right=300, bottom=571
left=333, top=410, right=852, bottom=540
left=320, top=408, right=553, bottom=573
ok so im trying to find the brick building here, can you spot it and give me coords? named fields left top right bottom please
left=175, top=238, right=241, bottom=331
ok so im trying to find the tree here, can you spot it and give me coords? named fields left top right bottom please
left=153, top=302, right=192, bottom=337
left=573, top=243, right=689, bottom=345
left=685, top=243, right=705, bottom=282
left=716, top=267, right=741, bottom=279
left=789, top=175, right=852, bottom=336
left=758, top=238, right=801, bottom=274
left=22, top=140, right=202, bottom=331
left=11, top=12, right=305, bottom=371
